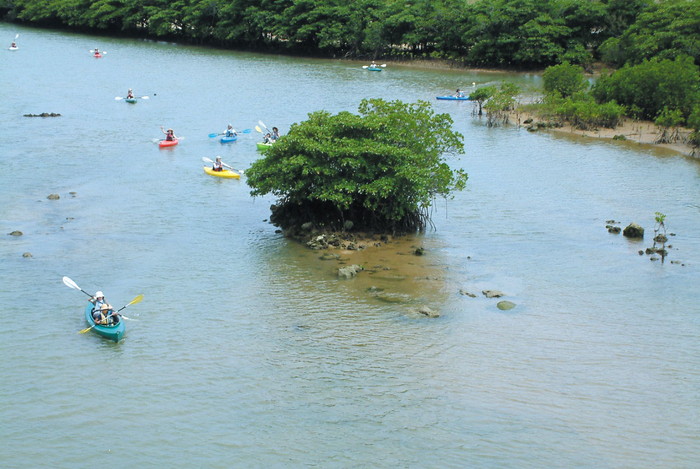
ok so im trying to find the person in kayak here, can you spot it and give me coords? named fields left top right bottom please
left=10, top=41, right=16, bottom=48
left=90, top=291, right=107, bottom=309
left=126, top=89, right=134, bottom=99
left=90, top=291, right=110, bottom=321
left=95, top=303, right=120, bottom=325
left=454, top=89, right=465, bottom=98
left=270, top=127, right=280, bottom=141
left=213, top=156, right=224, bottom=172
left=94, top=48, right=100, bottom=56
left=161, top=126, right=177, bottom=141
left=224, top=125, right=237, bottom=138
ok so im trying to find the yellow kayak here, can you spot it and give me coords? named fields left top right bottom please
left=203, top=166, right=240, bottom=179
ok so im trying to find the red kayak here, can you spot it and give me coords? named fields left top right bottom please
left=159, top=138, right=178, bottom=148
left=93, top=53, right=102, bottom=58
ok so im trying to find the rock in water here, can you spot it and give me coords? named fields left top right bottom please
left=497, top=301, right=516, bottom=311
left=623, top=223, right=644, bottom=238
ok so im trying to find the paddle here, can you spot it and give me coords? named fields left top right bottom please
left=258, top=120, right=271, bottom=133
left=63, top=276, right=94, bottom=298
left=79, top=294, right=143, bottom=334
left=255, top=125, right=277, bottom=145
left=202, top=157, right=243, bottom=174
left=362, top=64, right=387, bottom=69
left=210, top=128, right=250, bottom=138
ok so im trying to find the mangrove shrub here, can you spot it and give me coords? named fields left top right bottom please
left=246, top=99, right=467, bottom=234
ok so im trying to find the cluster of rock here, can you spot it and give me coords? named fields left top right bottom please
left=277, top=211, right=518, bottom=317
left=7, top=231, right=31, bottom=258
left=282, top=221, right=393, bottom=251
left=23, top=112, right=61, bottom=117
left=460, top=288, right=516, bottom=311
left=8, top=192, right=77, bottom=259
left=606, top=219, right=683, bottom=265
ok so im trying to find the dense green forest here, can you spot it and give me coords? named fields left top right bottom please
left=2, top=0, right=698, bottom=145
left=2, top=0, right=699, bottom=69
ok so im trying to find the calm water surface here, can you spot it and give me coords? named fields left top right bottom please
left=1, top=24, right=699, bottom=468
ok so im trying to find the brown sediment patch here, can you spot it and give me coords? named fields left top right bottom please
left=299, top=231, right=449, bottom=303
left=512, top=109, right=696, bottom=158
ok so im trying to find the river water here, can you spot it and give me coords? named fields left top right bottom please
left=1, top=24, right=699, bottom=468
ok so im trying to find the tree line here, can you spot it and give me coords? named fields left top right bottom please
left=2, top=0, right=698, bottom=69
left=3, top=0, right=698, bottom=146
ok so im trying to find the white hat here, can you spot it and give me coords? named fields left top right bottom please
left=95, top=291, right=104, bottom=298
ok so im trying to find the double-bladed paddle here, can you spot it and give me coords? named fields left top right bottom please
left=209, top=128, right=252, bottom=138
left=258, top=121, right=271, bottom=133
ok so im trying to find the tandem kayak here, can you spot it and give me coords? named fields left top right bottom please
left=84, top=302, right=124, bottom=342
left=256, top=142, right=273, bottom=151
left=159, top=138, right=178, bottom=148
left=436, top=96, right=470, bottom=101
left=203, top=166, right=240, bottom=179
left=220, top=135, right=238, bottom=143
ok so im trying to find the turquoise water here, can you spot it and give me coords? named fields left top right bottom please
left=1, top=23, right=699, bottom=468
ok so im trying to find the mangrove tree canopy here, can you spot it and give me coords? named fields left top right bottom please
left=3, top=0, right=697, bottom=69
left=245, top=99, right=467, bottom=233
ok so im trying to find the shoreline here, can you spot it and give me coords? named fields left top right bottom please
left=378, top=59, right=696, bottom=158
left=510, top=109, right=697, bottom=158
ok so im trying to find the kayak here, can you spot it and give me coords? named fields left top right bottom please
left=256, top=142, right=273, bottom=151
left=125, top=98, right=138, bottom=104
left=159, top=138, right=178, bottom=148
left=94, top=53, right=102, bottom=58
left=8, top=46, right=18, bottom=51
left=436, top=96, right=470, bottom=100
left=84, top=302, right=125, bottom=342
left=203, top=166, right=240, bottom=179
left=366, top=67, right=383, bottom=72
left=220, top=135, right=238, bottom=143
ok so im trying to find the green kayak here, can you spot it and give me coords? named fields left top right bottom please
left=84, top=302, right=124, bottom=342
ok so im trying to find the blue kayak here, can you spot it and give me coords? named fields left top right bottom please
left=367, top=67, right=383, bottom=72
left=436, top=96, right=470, bottom=101
left=84, top=302, right=124, bottom=342
left=220, top=135, right=238, bottom=143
